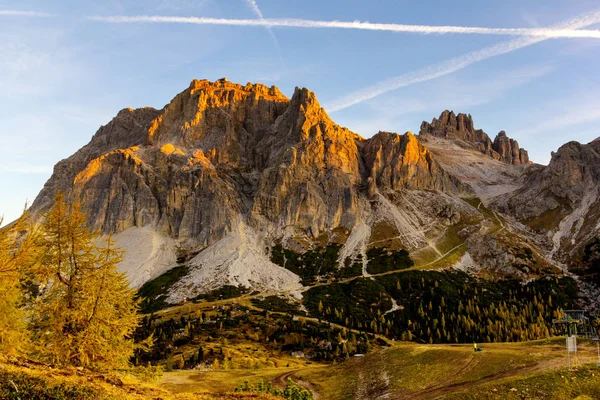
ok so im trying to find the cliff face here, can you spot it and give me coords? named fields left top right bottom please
left=28, top=80, right=598, bottom=302
left=419, top=110, right=529, bottom=165
left=31, top=79, right=470, bottom=295
left=496, top=139, right=600, bottom=263
left=33, top=80, right=465, bottom=244
left=361, top=131, right=460, bottom=195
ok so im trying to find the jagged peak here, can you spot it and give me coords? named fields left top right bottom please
left=288, top=86, right=323, bottom=113
left=114, top=106, right=158, bottom=117
left=188, top=78, right=287, bottom=100
left=430, top=110, right=475, bottom=132
left=144, top=78, right=292, bottom=147
left=421, top=110, right=529, bottom=165
left=370, top=130, right=417, bottom=143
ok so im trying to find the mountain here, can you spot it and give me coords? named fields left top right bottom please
left=29, top=79, right=599, bottom=308
left=420, top=110, right=529, bottom=164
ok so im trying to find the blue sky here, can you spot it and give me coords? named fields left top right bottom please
left=1, top=0, right=600, bottom=225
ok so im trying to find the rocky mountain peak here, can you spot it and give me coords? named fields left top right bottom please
left=492, top=130, right=529, bottom=165
left=190, top=78, right=286, bottom=99
left=34, top=79, right=572, bottom=298
left=420, top=110, right=529, bottom=165
left=147, top=78, right=290, bottom=152
left=362, top=130, right=460, bottom=196
left=419, top=110, right=477, bottom=141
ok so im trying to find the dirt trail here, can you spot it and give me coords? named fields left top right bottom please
left=410, top=362, right=540, bottom=400
left=273, top=370, right=320, bottom=400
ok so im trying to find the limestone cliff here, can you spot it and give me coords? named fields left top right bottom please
left=27, top=80, right=596, bottom=302
left=361, top=131, right=460, bottom=195
left=30, top=79, right=467, bottom=294
left=496, top=139, right=600, bottom=264
left=420, top=110, right=529, bottom=165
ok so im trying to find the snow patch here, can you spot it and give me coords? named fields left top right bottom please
left=111, top=225, right=177, bottom=288
left=167, top=222, right=302, bottom=303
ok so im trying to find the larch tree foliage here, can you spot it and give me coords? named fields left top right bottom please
left=0, top=212, right=39, bottom=355
left=30, top=193, right=142, bottom=369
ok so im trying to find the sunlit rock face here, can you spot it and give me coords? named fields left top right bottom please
left=27, top=80, right=599, bottom=300
left=361, top=131, right=461, bottom=194
left=32, top=79, right=459, bottom=247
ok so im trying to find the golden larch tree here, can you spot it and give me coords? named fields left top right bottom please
left=30, top=193, right=141, bottom=369
left=0, top=211, right=39, bottom=355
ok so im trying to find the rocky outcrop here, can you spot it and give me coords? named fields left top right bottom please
left=493, top=131, right=529, bottom=165
left=32, top=107, right=162, bottom=215
left=419, top=111, right=492, bottom=150
left=29, top=79, right=597, bottom=298
left=496, top=139, right=600, bottom=263
left=361, top=131, right=460, bottom=196
left=419, top=110, right=529, bottom=165
left=30, top=79, right=459, bottom=252
left=501, top=140, right=600, bottom=221
left=249, top=87, right=365, bottom=238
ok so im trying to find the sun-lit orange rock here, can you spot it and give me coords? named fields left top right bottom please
left=74, top=148, right=142, bottom=185
left=33, top=78, right=461, bottom=250
left=160, top=143, right=185, bottom=157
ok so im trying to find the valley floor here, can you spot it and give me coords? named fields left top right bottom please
left=2, top=338, right=600, bottom=399
left=157, top=338, right=600, bottom=400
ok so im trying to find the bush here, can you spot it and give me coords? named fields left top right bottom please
left=235, top=378, right=314, bottom=400
left=0, top=371, right=97, bottom=400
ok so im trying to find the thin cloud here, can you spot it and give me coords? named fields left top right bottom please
left=336, top=64, right=555, bottom=138
left=88, top=14, right=600, bottom=39
left=518, top=103, right=600, bottom=137
left=0, top=10, right=52, bottom=17
left=242, top=0, right=284, bottom=63
left=326, top=10, right=600, bottom=112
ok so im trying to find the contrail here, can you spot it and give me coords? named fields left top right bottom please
left=242, top=0, right=284, bottom=63
left=326, top=10, right=600, bottom=112
left=0, top=10, right=52, bottom=17
left=88, top=14, right=600, bottom=39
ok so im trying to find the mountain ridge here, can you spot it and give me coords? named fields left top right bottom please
left=420, top=110, right=530, bottom=165
left=27, top=78, right=599, bottom=309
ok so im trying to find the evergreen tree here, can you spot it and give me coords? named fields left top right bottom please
left=29, top=193, right=143, bottom=369
left=0, top=212, right=38, bottom=355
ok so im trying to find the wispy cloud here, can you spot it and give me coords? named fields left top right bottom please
left=242, top=0, right=284, bottom=63
left=385, top=64, right=554, bottom=118
left=0, top=10, right=52, bottom=17
left=518, top=102, right=600, bottom=137
left=325, top=10, right=600, bottom=112
left=336, top=64, right=555, bottom=138
left=88, top=14, right=600, bottom=39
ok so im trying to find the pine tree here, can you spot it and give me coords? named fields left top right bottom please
left=0, top=212, right=39, bottom=355
left=29, top=194, right=143, bottom=369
